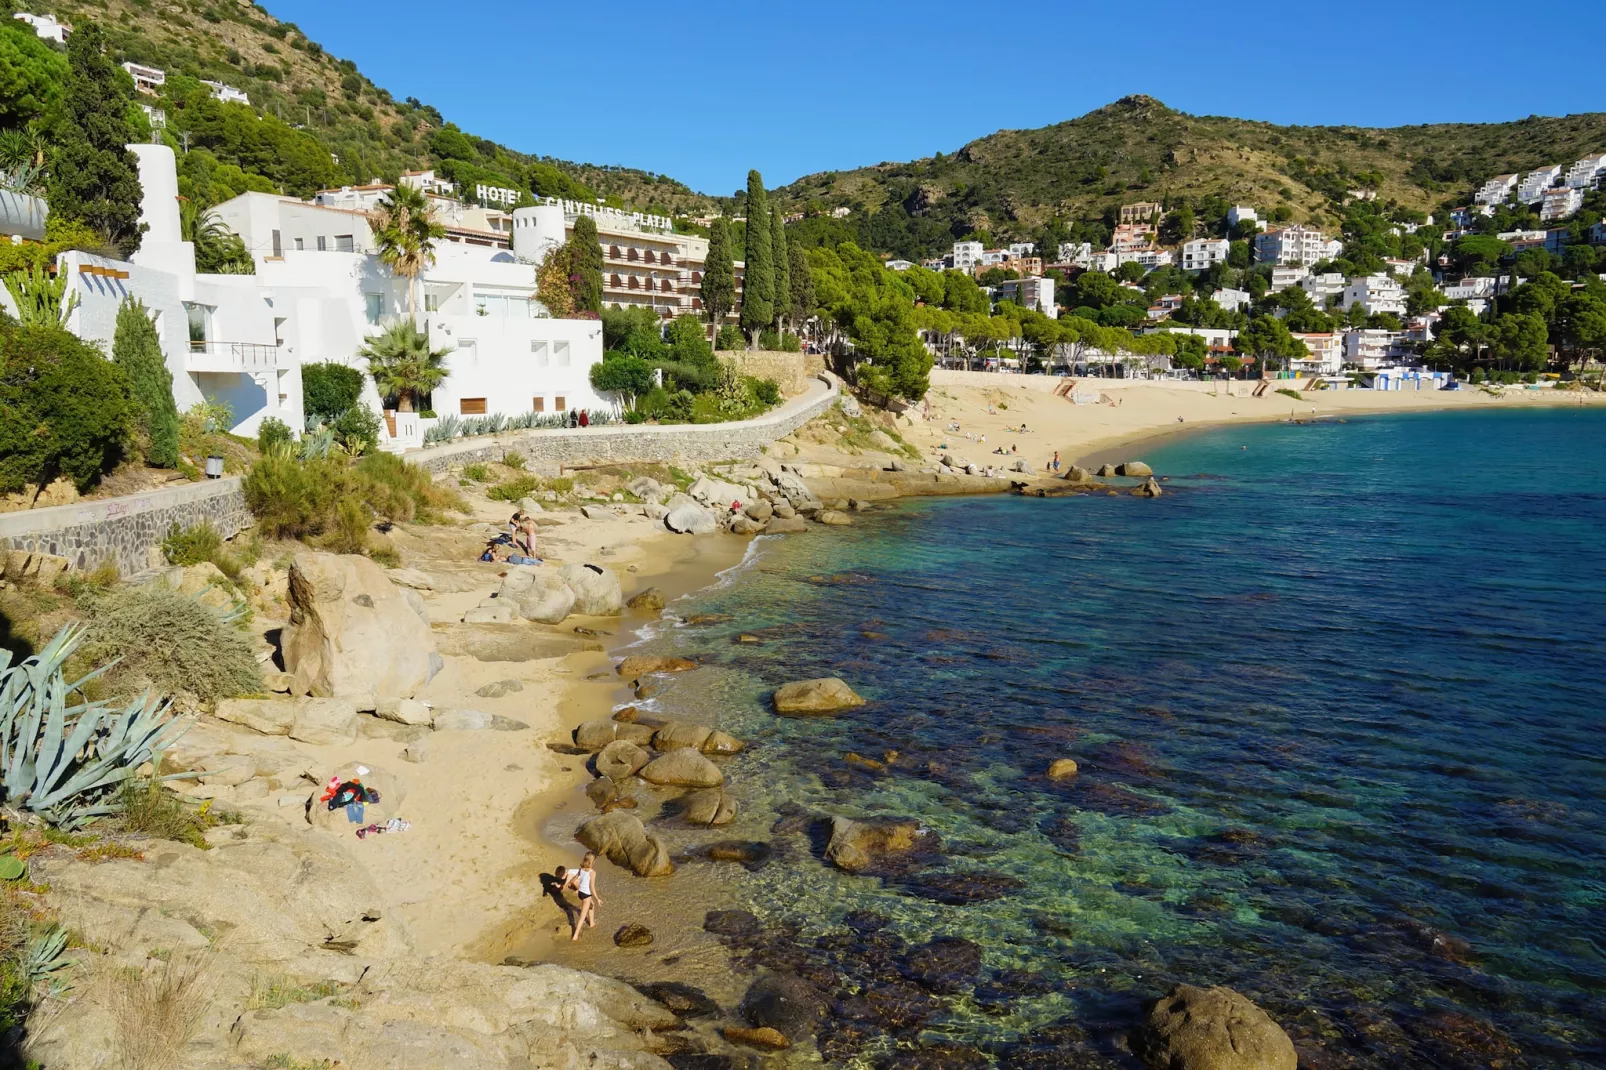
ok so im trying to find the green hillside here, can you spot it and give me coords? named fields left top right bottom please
left=2, top=0, right=720, bottom=215
left=773, top=95, right=1606, bottom=257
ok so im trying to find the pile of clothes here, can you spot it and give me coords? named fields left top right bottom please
left=321, top=774, right=381, bottom=824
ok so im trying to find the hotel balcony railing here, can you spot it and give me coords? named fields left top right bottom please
left=187, top=340, right=282, bottom=373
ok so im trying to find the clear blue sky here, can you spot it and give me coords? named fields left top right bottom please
left=264, top=0, right=1606, bottom=197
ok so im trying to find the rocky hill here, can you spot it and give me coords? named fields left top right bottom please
left=772, top=95, right=1606, bottom=249
left=8, top=0, right=720, bottom=214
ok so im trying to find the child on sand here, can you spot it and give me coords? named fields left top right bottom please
left=566, top=852, right=600, bottom=941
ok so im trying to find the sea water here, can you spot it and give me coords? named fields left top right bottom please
left=634, top=408, right=1606, bottom=1067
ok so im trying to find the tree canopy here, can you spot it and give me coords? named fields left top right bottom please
left=47, top=22, right=145, bottom=256
left=740, top=170, right=774, bottom=338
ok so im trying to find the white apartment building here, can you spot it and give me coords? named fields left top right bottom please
left=1116, top=248, right=1173, bottom=271
left=13, top=11, right=68, bottom=42
left=1540, top=186, right=1584, bottom=222
left=1564, top=153, right=1606, bottom=190
left=1268, top=265, right=1309, bottom=293
left=1342, top=274, right=1407, bottom=317
left=885, top=259, right=914, bottom=271
left=201, top=80, right=249, bottom=106
left=1384, top=258, right=1419, bottom=278
left=1056, top=241, right=1093, bottom=266
left=400, top=170, right=457, bottom=198
left=213, top=192, right=375, bottom=258
left=1086, top=251, right=1118, bottom=273
left=1255, top=224, right=1341, bottom=267
left=121, top=61, right=165, bottom=95
left=1290, top=332, right=1342, bottom=375
left=1007, top=242, right=1036, bottom=257
left=308, top=183, right=512, bottom=248
left=1227, top=205, right=1259, bottom=229
left=1443, top=277, right=1495, bottom=302
left=1181, top=238, right=1230, bottom=273
left=952, top=241, right=984, bottom=272
left=1517, top=165, right=1562, bottom=204
left=1474, top=174, right=1518, bottom=205
left=1299, top=272, right=1346, bottom=304
left=1343, top=328, right=1410, bottom=369
left=1213, top=287, right=1251, bottom=313
left=993, top=276, right=1057, bottom=318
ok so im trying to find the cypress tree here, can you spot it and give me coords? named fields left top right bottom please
left=788, top=242, right=815, bottom=331
left=701, top=217, right=736, bottom=328
left=569, top=215, right=605, bottom=314
left=48, top=22, right=145, bottom=256
left=739, top=170, right=773, bottom=342
left=769, top=206, right=790, bottom=333
left=112, top=299, right=180, bottom=467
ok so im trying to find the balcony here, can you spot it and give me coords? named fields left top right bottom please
left=187, top=340, right=282, bottom=374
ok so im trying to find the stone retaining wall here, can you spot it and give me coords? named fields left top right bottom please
left=716, top=350, right=809, bottom=395
left=0, top=477, right=249, bottom=577
left=410, top=375, right=841, bottom=476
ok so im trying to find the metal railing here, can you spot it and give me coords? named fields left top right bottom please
left=187, top=340, right=281, bottom=370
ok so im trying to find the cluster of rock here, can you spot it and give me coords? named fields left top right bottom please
left=628, top=465, right=853, bottom=537
left=468, top=561, right=623, bottom=625
left=935, top=452, right=1031, bottom=478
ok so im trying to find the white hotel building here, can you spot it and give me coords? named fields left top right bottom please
left=1254, top=224, right=1342, bottom=268
left=1180, top=238, right=1229, bottom=273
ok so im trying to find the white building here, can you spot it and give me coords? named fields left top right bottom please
left=1255, top=224, right=1340, bottom=267
left=13, top=11, right=68, bottom=42
left=1181, top=238, right=1230, bottom=273
left=885, top=259, right=914, bottom=271
left=201, top=80, right=249, bottom=106
left=306, top=183, right=513, bottom=249
left=1007, top=242, right=1036, bottom=257
left=1443, top=277, right=1495, bottom=302
left=993, top=276, right=1056, bottom=318
left=1213, top=288, right=1251, bottom=313
left=1342, top=274, right=1408, bottom=317
left=1290, top=332, right=1343, bottom=375
left=1343, top=328, right=1410, bottom=369
left=1540, top=186, right=1584, bottom=222
left=400, top=170, right=456, bottom=198
left=1268, top=265, right=1309, bottom=293
left=1564, top=153, right=1606, bottom=190
left=1056, top=241, right=1092, bottom=266
left=1474, top=174, right=1518, bottom=206
left=1383, top=258, right=1419, bottom=279
left=1227, top=205, right=1259, bottom=229
left=952, top=241, right=984, bottom=272
left=120, top=61, right=165, bottom=95
left=1299, top=272, right=1346, bottom=304
left=1115, top=248, right=1173, bottom=271
left=1517, top=166, right=1563, bottom=204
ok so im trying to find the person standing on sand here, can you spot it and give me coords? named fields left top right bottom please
left=567, top=852, right=600, bottom=940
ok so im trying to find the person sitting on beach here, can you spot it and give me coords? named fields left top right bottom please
left=566, top=852, right=600, bottom=941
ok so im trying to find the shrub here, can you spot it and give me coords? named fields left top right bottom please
left=752, top=378, right=782, bottom=407
left=1275, top=387, right=1303, bottom=400
left=324, top=497, right=370, bottom=554
left=501, top=452, right=526, bottom=470
left=108, top=948, right=212, bottom=1070
left=778, top=332, right=802, bottom=353
left=117, top=780, right=236, bottom=847
left=257, top=417, right=292, bottom=453
left=353, top=451, right=463, bottom=522
left=331, top=405, right=380, bottom=453
left=162, top=521, right=221, bottom=567
left=0, top=319, right=134, bottom=495
left=244, top=450, right=334, bottom=539
left=487, top=475, right=540, bottom=502
left=80, top=584, right=260, bottom=703
left=244, top=450, right=461, bottom=542
left=715, top=324, right=745, bottom=351
left=758, top=328, right=781, bottom=350
left=461, top=463, right=490, bottom=482
left=301, top=362, right=364, bottom=424
left=112, top=300, right=181, bottom=468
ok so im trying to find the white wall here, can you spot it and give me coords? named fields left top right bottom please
left=427, top=314, right=605, bottom=419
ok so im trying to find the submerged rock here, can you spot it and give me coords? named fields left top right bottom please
left=618, top=655, right=697, bottom=676
left=625, top=587, right=665, bottom=612
left=901, top=936, right=983, bottom=994
left=635, top=980, right=720, bottom=1018
left=773, top=678, right=866, bottom=715
left=614, top=923, right=654, bottom=948
left=1131, top=984, right=1296, bottom=1070
left=682, top=788, right=738, bottom=826
left=739, top=973, right=826, bottom=1041
left=824, top=816, right=938, bottom=874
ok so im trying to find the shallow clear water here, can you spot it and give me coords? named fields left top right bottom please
left=637, top=408, right=1606, bottom=1068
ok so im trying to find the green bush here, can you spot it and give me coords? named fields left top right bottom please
left=331, top=405, right=380, bottom=453
left=0, top=318, right=134, bottom=495
left=778, top=332, right=802, bottom=353
left=461, top=463, right=490, bottom=482
left=161, top=521, right=222, bottom=568
left=325, top=497, right=370, bottom=554
left=301, top=362, right=364, bottom=425
left=113, top=300, right=181, bottom=468
left=80, top=585, right=260, bottom=703
left=257, top=417, right=292, bottom=453
left=752, top=378, right=782, bottom=407
left=758, top=328, right=781, bottom=350
left=715, top=324, right=745, bottom=351
left=487, top=475, right=540, bottom=502
left=1275, top=387, right=1302, bottom=400
left=244, top=449, right=462, bottom=541
left=118, top=780, right=238, bottom=848
left=501, top=452, right=526, bottom=470
left=690, top=392, right=723, bottom=422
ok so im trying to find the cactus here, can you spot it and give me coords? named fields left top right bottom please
left=0, top=856, right=23, bottom=880
left=0, top=624, right=189, bottom=829
left=1, top=261, right=79, bottom=329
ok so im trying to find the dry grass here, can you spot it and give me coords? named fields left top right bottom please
left=245, top=975, right=341, bottom=1011
left=107, top=951, right=212, bottom=1070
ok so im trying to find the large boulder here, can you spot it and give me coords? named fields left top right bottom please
left=627, top=476, right=667, bottom=503
left=1133, top=477, right=1163, bottom=498
left=639, top=749, right=724, bottom=788
left=288, top=697, right=360, bottom=746
left=625, top=587, right=664, bottom=612
left=773, top=678, right=866, bottom=715
left=1117, top=461, right=1153, bottom=477
left=214, top=697, right=295, bottom=736
left=595, top=739, right=652, bottom=781
left=617, top=655, right=696, bottom=677
left=651, top=721, right=712, bottom=752
left=666, top=503, right=719, bottom=535
left=558, top=563, right=622, bottom=616
left=1131, top=985, right=1297, bottom=1070
left=282, top=552, right=442, bottom=701
left=575, top=811, right=674, bottom=877
left=765, top=516, right=808, bottom=534
left=574, top=718, right=654, bottom=751
left=689, top=476, right=753, bottom=510
left=683, top=788, right=738, bottom=826
left=497, top=567, right=576, bottom=624
left=824, top=815, right=931, bottom=873
left=1064, top=465, right=1093, bottom=483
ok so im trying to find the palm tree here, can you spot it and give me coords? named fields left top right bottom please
left=180, top=199, right=254, bottom=274
left=370, top=184, right=445, bottom=321
left=359, top=320, right=451, bottom=412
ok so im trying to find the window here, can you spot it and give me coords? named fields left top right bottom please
left=460, top=398, right=487, bottom=415
left=554, top=342, right=571, bottom=367
left=458, top=339, right=478, bottom=365
left=554, top=396, right=566, bottom=411
left=532, top=397, right=545, bottom=412
left=271, top=229, right=282, bottom=257
left=363, top=293, right=384, bottom=325
left=294, top=237, right=304, bottom=251
left=316, top=236, right=327, bottom=252
left=334, top=234, right=355, bottom=252
left=530, top=340, right=549, bottom=366
left=424, top=291, right=440, bottom=313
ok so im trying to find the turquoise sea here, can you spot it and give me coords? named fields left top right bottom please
left=636, top=408, right=1606, bottom=1069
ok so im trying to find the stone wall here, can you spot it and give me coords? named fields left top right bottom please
left=0, top=478, right=249, bottom=577
left=716, top=350, right=809, bottom=396
left=411, top=375, right=841, bottom=475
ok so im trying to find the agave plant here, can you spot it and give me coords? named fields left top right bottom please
left=297, top=426, right=337, bottom=460
left=0, top=624, right=188, bottom=829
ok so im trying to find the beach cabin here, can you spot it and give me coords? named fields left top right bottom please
left=1363, top=367, right=1452, bottom=391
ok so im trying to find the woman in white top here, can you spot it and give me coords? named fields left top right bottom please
left=566, top=852, right=600, bottom=941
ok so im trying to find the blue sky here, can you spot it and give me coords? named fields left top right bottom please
left=264, top=0, right=1606, bottom=196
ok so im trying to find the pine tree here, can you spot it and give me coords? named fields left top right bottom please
left=569, top=215, right=605, bottom=314
left=48, top=22, right=145, bottom=256
left=701, top=217, right=736, bottom=327
left=788, top=242, right=815, bottom=332
left=770, top=206, right=790, bottom=333
left=112, top=299, right=180, bottom=468
left=739, top=170, right=773, bottom=342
